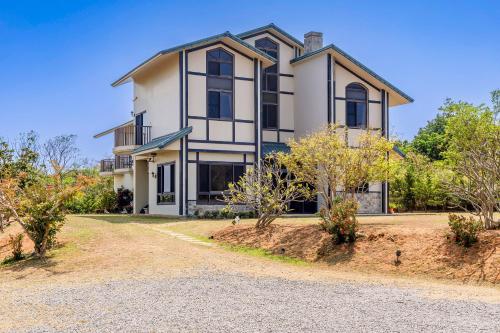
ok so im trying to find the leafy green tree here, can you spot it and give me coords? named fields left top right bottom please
left=442, top=92, right=499, bottom=229
left=411, top=112, right=449, bottom=161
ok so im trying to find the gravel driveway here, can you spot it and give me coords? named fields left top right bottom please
left=3, top=271, right=499, bottom=333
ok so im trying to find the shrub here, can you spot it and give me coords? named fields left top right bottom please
left=198, top=209, right=255, bottom=220
left=8, top=233, right=24, bottom=261
left=116, top=187, right=133, bottom=213
left=319, top=197, right=359, bottom=244
left=448, top=214, right=483, bottom=247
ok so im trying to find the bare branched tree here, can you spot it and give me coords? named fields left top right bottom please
left=43, top=134, right=79, bottom=173
left=224, top=156, right=311, bottom=229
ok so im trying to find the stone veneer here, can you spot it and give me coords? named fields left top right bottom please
left=356, top=192, right=382, bottom=214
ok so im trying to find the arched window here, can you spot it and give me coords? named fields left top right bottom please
left=207, top=48, right=233, bottom=120
left=346, top=83, right=367, bottom=128
left=256, top=37, right=279, bottom=129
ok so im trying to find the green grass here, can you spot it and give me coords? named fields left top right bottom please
left=75, top=214, right=181, bottom=224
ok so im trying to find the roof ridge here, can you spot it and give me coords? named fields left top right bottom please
left=236, top=23, right=304, bottom=47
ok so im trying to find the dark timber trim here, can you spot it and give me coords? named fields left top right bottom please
left=184, top=51, right=189, bottom=215
left=187, top=41, right=253, bottom=61
left=188, top=148, right=255, bottom=155
left=279, top=91, right=294, bottom=95
left=240, top=30, right=294, bottom=49
left=279, top=73, right=294, bottom=77
left=178, top=52, right=184, bottom=215
left=327, top=54, right=332, bottom=123
left=253, top=59, right=259, bottom=166
left=188, top=139, right=254, bottom=145
left=235, top=76, right=254, bottom=81
left=279, top=129, right=294, bottom=133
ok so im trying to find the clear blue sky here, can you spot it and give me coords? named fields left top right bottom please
left=1, top=0, right=499, bottom=161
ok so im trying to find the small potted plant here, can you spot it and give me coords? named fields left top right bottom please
left=388, top=203, right=397, bottom=214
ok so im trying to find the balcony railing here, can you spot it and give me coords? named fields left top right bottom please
left=100, top=159, right=114, bottom=173
left=114, top=125, right=152, bottom=147
left=115, top=155, right=133, bottom=169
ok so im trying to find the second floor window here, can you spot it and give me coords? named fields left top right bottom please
left=256, top=38, right=279, bottom=129
left=346, top=83, right=367, bottom=128
left=207, top=48, right=233, bottom=120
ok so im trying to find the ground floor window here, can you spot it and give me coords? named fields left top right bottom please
left=157, top=162, right=175, bottom=204
left=197, top=163, right=245, bottom=204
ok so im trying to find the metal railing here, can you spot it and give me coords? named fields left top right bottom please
left=114, top=125, right=152, bottom=147
left=115, top=155, right=133, bottom=169
left=100, top=159, right=114, bottom=173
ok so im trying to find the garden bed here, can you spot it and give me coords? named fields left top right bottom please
left=213, top=223, right=499, bottom=284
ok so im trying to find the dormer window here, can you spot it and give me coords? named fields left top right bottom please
left=207, top=48, right=234, bottom=120
left=346, top=83, right=368, bottom=128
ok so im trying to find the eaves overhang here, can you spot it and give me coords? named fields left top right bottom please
left=290, top=44, right=414, bottom=106
left=111, top=32, right=277, bottom=87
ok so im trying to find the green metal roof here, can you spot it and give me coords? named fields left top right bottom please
left=262, top=142, right=291, bottom=157
left=290, top=44, right=414, bottom=103
left=133, top=127, right=192, bottom=154
left=111, top=32, right=277, bottom=87
left=237, top=23, right=304, bottom=48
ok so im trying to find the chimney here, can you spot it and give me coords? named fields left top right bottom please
left=304, top=31, right=323, bottom=53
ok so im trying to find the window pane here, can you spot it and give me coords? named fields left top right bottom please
left=267, top=74, right=277, bottom=91
left=262, top=106, right=268, bottom=128
left=262, top=92, right=277, bottom=104
left=163, top=164, right=171, bottom=193
left=267, top=50, right=278, bottom=59
left=220, top=92, right=232, bottom=119
left=234, top=165, right=245, bottom=182
left=207, top=77, right=232, bottom=91
left=208, top=91, right=220, bottom=118
left=220, top=63, right=232, bottom=76
left=346, top=101, right=357, bottom=127
left=207, top=49, right=219, bottom=61
left=346, top=85, right=367, bottom=100
left=207, top=61, right=219, bottom=76
left=219, top=49, right=232, bottom=62
left=266, top=64, right=277, bottom=74
left=199, top=164, right=209, bottom=192
left=211, top=164, right=232, bottom=191
left=356, top=102, right=367, bottom=128
left=267, top=105, right=278, bottom=128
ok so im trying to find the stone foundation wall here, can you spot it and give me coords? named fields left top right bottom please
left=356, top=192, right=382, bottom=214
left=187, top=201, right=249, bottom=216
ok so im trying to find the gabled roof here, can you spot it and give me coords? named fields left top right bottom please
left=111, top=32, right=277, bottom=87
left=132, top=127, right=192, bottom=155
left=93, top=120, right=133, bottom=138
left=262, top=142, right=290, bottom=157
left=290, top=44, right=414, bottom=106
left=237, top=23, right=304, bottom=49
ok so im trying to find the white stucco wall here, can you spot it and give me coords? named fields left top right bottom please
left=293, top=54, right=328, bottom=139
left=147, top=150, right=180, bottom=215
left=133, top=54, right=180, bottom=139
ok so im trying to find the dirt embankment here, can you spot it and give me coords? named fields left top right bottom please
left=213, top=224, right=499, bottom=284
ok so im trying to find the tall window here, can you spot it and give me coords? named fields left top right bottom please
left=207, top=48, right=233, bottom=120
left=198, top=163, right=245, bottom=204
left=157, top=163, right=175, bottom=204
left=346, top=83, right=367, bottom=128
left=256, top=38, right=279, bottom=129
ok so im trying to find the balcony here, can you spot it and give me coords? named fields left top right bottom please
left=114, top=155, right=133, bottom=172
left=99, top=159, right=114, bottom=175
left=114, top=125, right=151, bottom=153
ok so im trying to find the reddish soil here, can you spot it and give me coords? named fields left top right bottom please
left=213, top=224, right=500, bottom=284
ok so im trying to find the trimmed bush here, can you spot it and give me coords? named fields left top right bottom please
left=448, top=214, right=483, bottom=247
left=319, top=197, right=359, bottom=244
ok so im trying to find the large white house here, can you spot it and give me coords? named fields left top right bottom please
left=94, top=23, right=413, bottom=216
